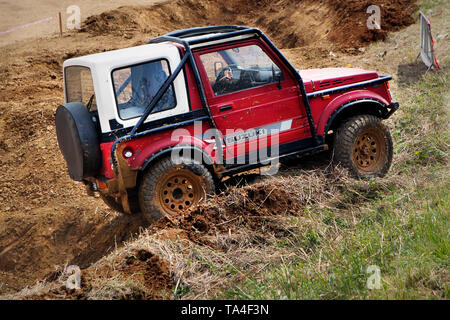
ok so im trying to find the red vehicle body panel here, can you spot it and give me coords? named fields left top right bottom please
left=315, top=86, right=391, bottom=135
left=300, top=68, right=378, bottom=92
left=193, top=38, right=311, bottom=162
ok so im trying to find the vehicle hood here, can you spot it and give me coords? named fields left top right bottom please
left=298, top=68, right=379, bottom=93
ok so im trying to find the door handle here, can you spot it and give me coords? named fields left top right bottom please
left=219, top=105, right=233, bottom=112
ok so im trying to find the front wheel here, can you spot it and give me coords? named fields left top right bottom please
left=333, top=114, right=393, bottom=178
left=139, top=157, right=215, bottom=223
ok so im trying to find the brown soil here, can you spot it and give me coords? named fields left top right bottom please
left=81, top=0, right=417, bottom=50
left=0, top=1, right=164, bottom=48
left=121, top=250, right=174, bottom=298
left=23, top=249, right=172, bottom=300
left=150, top=184, right=301, bottom=247
left=0, top=0, right=418, bottom=298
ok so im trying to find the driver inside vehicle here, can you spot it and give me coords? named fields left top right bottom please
left=212, top=66, right=235, bottom=95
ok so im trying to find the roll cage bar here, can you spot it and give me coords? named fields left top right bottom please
left=140, top=25, right=319, bottom=142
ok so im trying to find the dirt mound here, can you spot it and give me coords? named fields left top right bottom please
left=20, top=249, right=172, bottom=300
left=83, top=249, right=173, bottom=300
left=121, top=250, right=174, bottom=298
left=0, top=46, right=153, bottom=295
left=147, top=182, right=303, bottom=248
left=80, top=0, right=417, bottom=50
left=329, top=0, right=417, bottom=47
left=0, top=205, right=150, bottom=293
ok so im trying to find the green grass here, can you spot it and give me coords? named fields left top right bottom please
left=219, top=47, right=449, bottom=300
left=222, top=170, right=449, bottom=300
left=393, top=72, right=449, bottom=170
left=417, top=0, right=449, bottom=15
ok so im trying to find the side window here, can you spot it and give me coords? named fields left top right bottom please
left=199, top=44, right=283, bottom=96
left=112, top=59, right=176, bottom=120
left=65, top=66, right=97, bottom=111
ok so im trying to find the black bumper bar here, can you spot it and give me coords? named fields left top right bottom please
left=384, top=102, right=399, bottom=119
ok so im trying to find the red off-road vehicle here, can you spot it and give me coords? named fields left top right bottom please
left=56, top=26, right=398, bottom=221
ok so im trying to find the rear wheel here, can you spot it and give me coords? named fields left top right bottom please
left=333, top=114, right=393, bottom=178
left=139, top=157, right=215, bottom=222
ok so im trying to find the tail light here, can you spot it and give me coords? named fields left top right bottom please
left=122, top=147, right=134, bottom=159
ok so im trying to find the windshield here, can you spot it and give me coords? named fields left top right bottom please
left=64, top=66, right=97, bottom=110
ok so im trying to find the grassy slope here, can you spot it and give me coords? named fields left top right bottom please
left=224, top=168, right=449, bottom=299
left=221, top=1, right=449, bottom=300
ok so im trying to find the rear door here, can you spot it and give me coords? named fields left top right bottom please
left=194, top=40, right=310, bottom=164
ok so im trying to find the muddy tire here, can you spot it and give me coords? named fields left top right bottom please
left=333, top=114, right=393, bottom=178
left=139, top=157, right=215, bottom=222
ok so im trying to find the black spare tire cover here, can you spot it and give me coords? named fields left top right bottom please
left=55, top=102, right=101, bottom=181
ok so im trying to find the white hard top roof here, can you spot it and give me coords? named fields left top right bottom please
left=62, top=32, right=258, bottom=69
left=62, top=42, right=177, bottom=70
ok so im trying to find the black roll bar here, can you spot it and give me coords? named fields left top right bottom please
left=111, top=25, right=321, bottom=176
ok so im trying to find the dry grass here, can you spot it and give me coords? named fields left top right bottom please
left=22, top=165, right=410, bottom=300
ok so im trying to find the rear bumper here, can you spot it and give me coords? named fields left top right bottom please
left=384, top=102, right=399, bottom=119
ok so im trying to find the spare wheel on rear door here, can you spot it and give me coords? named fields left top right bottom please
left=55, top=102, right=101, bottom=181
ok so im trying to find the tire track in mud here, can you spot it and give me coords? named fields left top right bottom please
left=0, top=205, right=149, bottom=294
